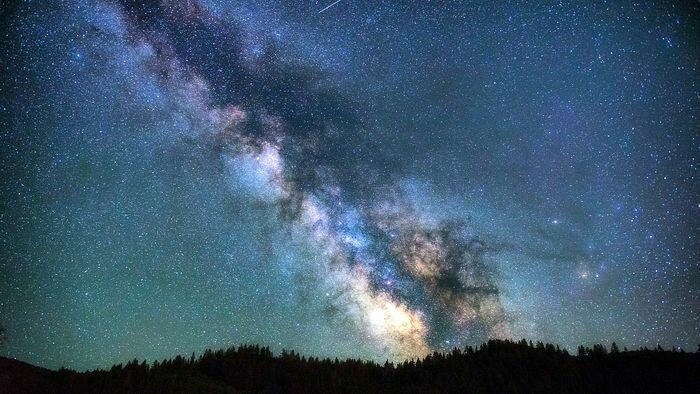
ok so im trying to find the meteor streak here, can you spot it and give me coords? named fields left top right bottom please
left=318, top=0, right=343, bottom=14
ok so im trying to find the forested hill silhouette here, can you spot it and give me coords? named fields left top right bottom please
left=1, top=339, right=699, bottom=393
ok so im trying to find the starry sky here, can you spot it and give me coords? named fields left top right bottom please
left=0, top=0, right=698, bottom=371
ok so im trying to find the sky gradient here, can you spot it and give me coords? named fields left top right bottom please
left=0, top=0, right=698, bottom=371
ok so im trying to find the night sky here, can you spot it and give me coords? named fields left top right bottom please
left=1, top=0, right=698, bottom=371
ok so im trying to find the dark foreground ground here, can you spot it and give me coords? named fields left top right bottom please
left=1, top=339, right=699, bottom=393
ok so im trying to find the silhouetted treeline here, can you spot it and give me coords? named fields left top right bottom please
left=3, top=339, right=699, bottom=393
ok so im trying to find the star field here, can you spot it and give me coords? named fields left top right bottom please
left=0, top=0, right=698, bottom=370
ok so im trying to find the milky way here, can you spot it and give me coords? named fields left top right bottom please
left=0, top=1, right=698, bottom=370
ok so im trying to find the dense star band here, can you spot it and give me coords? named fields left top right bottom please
left=0, top=0, right=697, bottom=372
